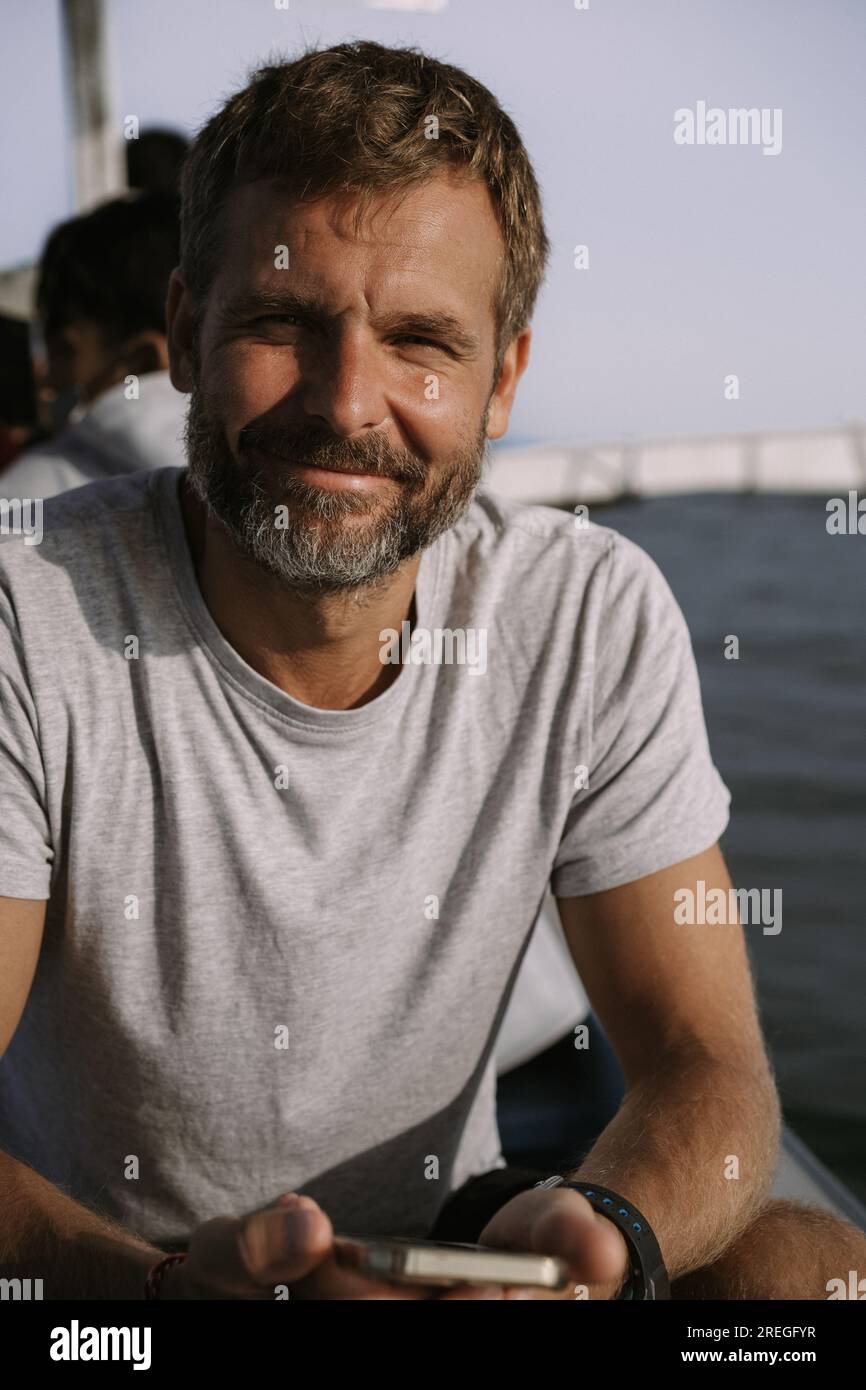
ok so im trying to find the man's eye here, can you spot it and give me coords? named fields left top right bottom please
left=250, top=321, right=448, bottom=353
left=396, top=335, right=447, bottom=351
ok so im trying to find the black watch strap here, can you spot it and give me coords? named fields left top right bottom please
left=537, top=1177, right=670, bottom=1300
left=428, top=1166, right=556, bottom=1243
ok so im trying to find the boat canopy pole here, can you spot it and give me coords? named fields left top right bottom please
left=60, top=0, right=126, bottom=212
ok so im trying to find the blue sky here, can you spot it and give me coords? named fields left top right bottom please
left=2, top=0, right=864, bottom=445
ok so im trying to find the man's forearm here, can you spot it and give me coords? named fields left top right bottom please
left=0, top=1149, right=167, bottom=1299
left=566, top=1048, right=782, bottom=1282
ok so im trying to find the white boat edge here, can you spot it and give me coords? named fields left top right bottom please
left=486, top=424, right=866, bottom=506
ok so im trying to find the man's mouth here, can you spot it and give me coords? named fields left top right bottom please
left=254, top=447, right=401, bottom=493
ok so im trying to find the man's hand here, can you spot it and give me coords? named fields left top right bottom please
left=161, top=1192, right=513, bottom=1300
left=478, top=1185, right=631, bottom=1299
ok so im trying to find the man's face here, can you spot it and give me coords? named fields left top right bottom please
left=38, top=319, right=118, bottom=430
left=174, top=170, right=524, bottom=593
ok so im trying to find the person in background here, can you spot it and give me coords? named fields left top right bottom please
left=0, top=192, right=188, bottom=500
left=127, top=127, right=189, bottom=196
left=0, top=313, right=42, bottom=471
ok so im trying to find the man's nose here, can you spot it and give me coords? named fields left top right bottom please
left=300, top=330, right=389, bottom=437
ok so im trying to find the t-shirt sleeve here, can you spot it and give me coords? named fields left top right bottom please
left=0, top=584, right=53, bottom=898
left=550, top=533, right=731, bottom=898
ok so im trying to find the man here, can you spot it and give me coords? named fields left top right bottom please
left=126, top=127, right=189, bottom=196
left=0, top=192, right=187, bottom=500
left=0, top=41, right=863, bottom=1301
left=0, top=312, right=40, bottom=471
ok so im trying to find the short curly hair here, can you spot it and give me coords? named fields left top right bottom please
left=179, top=40, right=550, bottom=378
left=38, top=192, right=180, bottom=346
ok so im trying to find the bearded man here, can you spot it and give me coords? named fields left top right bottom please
left=1, top=41, right=862, bottom=1301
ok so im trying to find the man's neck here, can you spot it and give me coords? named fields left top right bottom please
left=179, top=476, right=420, bottom=710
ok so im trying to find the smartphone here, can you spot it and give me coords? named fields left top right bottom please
left=333, top=1234, right=569, bottom=1290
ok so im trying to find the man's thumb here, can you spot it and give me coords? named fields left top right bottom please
left=190, top=1195, right=333, bottom=1294
left=244, top=1195, right=333, bottom=1284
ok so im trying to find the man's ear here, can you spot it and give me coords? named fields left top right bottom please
left=118, top=331, right=170, bottom=382
left=76, top=327, right=168, bottom=405
left=165, top=269, right=197, bottom=393
left=486, top=327, right=531, bottom=442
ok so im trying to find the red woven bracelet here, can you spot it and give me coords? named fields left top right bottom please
left=145, top=1251, right=187, bottom=1300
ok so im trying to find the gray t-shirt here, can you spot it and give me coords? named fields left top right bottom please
left=0, top=467, right=730, bottom=1247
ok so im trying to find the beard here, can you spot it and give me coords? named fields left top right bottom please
left=183, top=378, right=491, bottom=595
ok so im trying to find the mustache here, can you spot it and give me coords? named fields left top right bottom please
left=237, top=421, right=427, bottom=484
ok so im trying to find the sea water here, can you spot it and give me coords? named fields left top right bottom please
left=590, top=492, right=866, bottom=1203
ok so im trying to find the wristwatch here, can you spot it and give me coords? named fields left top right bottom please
left=535, top=1177, right=670, bottom=1300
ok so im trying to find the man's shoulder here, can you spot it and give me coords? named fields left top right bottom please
left=449, top=489, right=685, bottom=658
left=0, top=468, right=175, bottom=582
left=8, top=464, right=170, bottom=519
left=462, top=485, right=605, bottom=551
left=459, top=485, right=662, bottom=586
